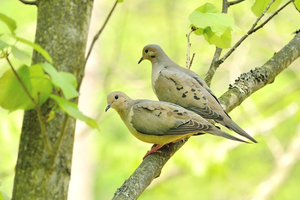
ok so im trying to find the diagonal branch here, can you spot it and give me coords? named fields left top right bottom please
left=5, top=56, right=52, bottom=154
left=78, top=0, right=119, bottom=89
left=219, top=33, right=300, bottom=113
left=204, top=0, right=294, bottom=86
left=204, top=0, right=229, bottom=87
left=228, top=0, right=246, bottom=7
left=112, top=32, right=300, bottom=200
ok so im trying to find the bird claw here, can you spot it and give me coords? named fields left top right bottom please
left=143, top=144, right=166, bottom=159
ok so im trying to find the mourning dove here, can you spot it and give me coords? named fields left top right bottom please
left=105, top=91, right=247, bottom=157
left=138, top=44, right=257, bottom=143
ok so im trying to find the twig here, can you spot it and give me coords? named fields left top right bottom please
left=204, top=0, right=229, bottom=86
left=204, top=47, right=223, bottom=86
left=228, top=0, right=246, bottom=7
left=77, top=0, right=119, bottom=91
left=205, top=0, right=293, bottom=85
left=85, top=0, right=118, bottom=62
left=189, top=53, right=196, bottom=68
left=222, top=0, right=229, bottom=13
left=77, top=0, right=119, bottom=90
left=250, top=0, right=275, bottom=31
left=186, top=27, right=196, bottom=69
left=221, top=0, right=293, bottom=63
left=250, top=0, right=293, bottom=33
left=49, top=114, right=70, bottom=172
left=6, top=56, right=36, bottom=105
left=5, top=55, right=52, bottom=154
left=19, top=0, right=37, bottom=5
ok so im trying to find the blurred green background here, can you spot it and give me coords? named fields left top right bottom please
left=1, top=0, right=300, bottom=199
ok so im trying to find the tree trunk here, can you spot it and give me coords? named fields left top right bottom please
left=12, top=0, right=93, bottom=199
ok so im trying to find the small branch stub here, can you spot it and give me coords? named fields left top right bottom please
left=186, top=27, right=196, bottom=70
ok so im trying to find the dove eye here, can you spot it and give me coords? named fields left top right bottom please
left=145, top=49, right=149, bottom=53
left=114, top=95, right=119, bottom=100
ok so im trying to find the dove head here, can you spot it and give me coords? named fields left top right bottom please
left=105, top=91, right=131, bottom=114
left=138, top=44, right=168, bottom=65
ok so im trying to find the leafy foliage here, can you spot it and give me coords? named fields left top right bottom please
left=0, top=64, right=51, bottom=111
left=251, top=0, right=282, bottom=16
left=41, top=63, right=79, bottom=99
left=0, top=14, right=98, bottom=130
left=50, top=94, right=99, bottom=130
left=14, top=36, right=53, bottom=63
left=0, top=13, right=16, bottom=34
left=189, top=3, right=243, bottom=48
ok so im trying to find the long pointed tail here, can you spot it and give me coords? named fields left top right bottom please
left=220, top=118, right=258, bottom=143
left=210, top=127, right=249, bottom=143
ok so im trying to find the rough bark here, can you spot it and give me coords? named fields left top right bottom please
left=12, top=0, right=93, bottom=199
left=112, top=32, right=300, bottom=200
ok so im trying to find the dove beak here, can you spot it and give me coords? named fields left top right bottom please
left=138, top=56, right=144, bottom=64
left=105, top=104, right=111, bottom=112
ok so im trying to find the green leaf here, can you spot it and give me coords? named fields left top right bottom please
left=28, top=64, right=52, bottom=108
left=50, top=94, right=99, bottom=130
left=203, top=27, right=231, bottom=48
left=189, top=3, right=244, bottom=48
left=41, top=63, right=79, bottom=99
left=0, top=13, right=17, bottom=35
left=11, top=46, right=30, bottom=61
left=117, top=0, right=124, bottom=2
left=251, top=0, right=282, bottom=17
left=0, top=65, right=31, bottom=111
left=294, top=0, right=300, bottom=12
left=59, top=72, right=78, bottom=89
left=0, top=64, right=52, bottom=111
left=13, top=36, right=53, bottom=63
left=0, top=40, right=9, bottom=50
left=194, top=2, right=219, bottom=13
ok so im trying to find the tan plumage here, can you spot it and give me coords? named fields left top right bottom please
left=106, top=91, right=247, bottom=153
left=138, top=44, right=257, bottom=143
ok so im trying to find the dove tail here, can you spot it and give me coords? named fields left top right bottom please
left=220, top=119, right=258, bottom=143
left=211, top=128, right=248, bottom=143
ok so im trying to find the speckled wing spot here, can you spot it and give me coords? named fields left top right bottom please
left=182, top=91, right=188, bottom=98
left=176, top=86, right=183, bottom=90
left=193, top=95, right=201, bottom=100
left=154, top=110, right=162, bottom=116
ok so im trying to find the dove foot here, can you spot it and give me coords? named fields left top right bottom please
left=143, top=144, right=166, bottom=159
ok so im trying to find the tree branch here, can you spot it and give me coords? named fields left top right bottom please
left=78, top=0, right=119, bottom=89
left=5, top=56, right=52, bottom=154
left=186, top=27, right=196, bottom=69
left=19, top=0, right=37, bottom=5
left=112, top=32, right=300, bottom=200
left=204, top=0, right=229, bottom=86
left=228, top=0, right=246, bottom=7
left=204, top=0, right=294, bottom=86
left=112, top=139, right=188, bottom=200
left=220, top=32, right=300, bottom=113
left=250, top=0, right=293, bottom=34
